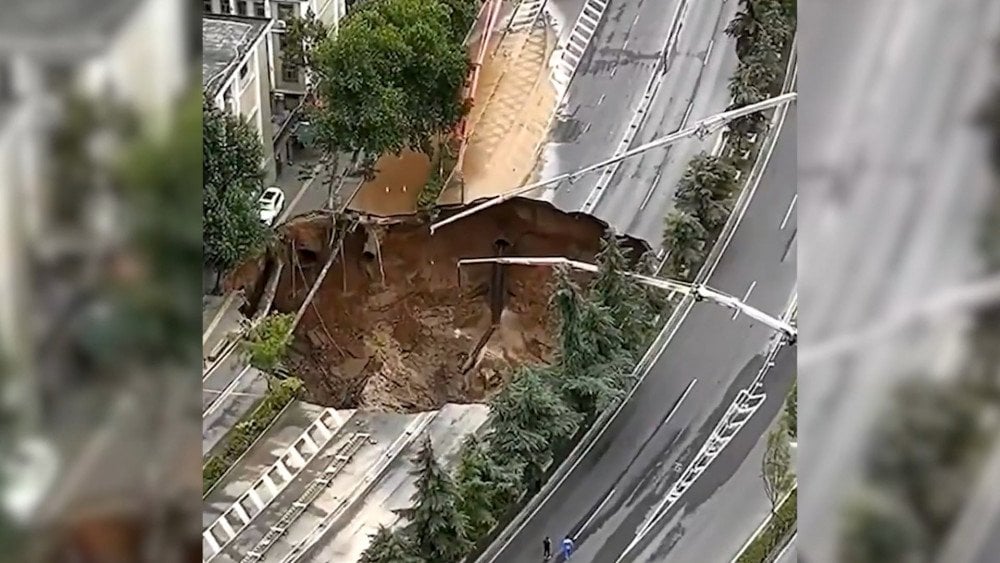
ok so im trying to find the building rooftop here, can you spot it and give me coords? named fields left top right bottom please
left=0, top=0, right=141, bottom=59
left=202, top=15, right=271, bottom=99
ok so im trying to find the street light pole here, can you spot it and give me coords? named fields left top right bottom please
left=431, top=92, right=797, bottom=234
left=456, top=256, right=798, bottom=341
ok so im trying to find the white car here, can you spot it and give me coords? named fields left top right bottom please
left=259, top=187, right=286, bottom=226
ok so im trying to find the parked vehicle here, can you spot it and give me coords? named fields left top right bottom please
left=259, top=187, right=286, bottom=226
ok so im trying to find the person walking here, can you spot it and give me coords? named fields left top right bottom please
left=561, top=536, right=575, bottom=560
left=542, top=536, right=552, bottom=560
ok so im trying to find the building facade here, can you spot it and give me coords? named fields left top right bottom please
left=203, top=14, right=276, bottom=181
left=203, top=0, right=347, bottom=165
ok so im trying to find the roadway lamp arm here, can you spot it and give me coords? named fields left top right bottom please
left=430, top=92, right=797, bottom=234
left=456, top=256, right=797, bottom=340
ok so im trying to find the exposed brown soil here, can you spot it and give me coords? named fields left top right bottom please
left=347, top=149, right=432, bottom=216
left=255, top=198, right=646, bottom=412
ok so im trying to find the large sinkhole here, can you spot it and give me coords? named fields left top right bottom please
left=267, top=199, right=648, bottom=412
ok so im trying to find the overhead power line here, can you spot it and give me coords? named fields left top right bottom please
left=431, top=92, right=798, bottom=234
left=456, top=256, right=798, bottom=340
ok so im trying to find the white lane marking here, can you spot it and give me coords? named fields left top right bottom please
left=681, top=101, right=694, bottom=127
left=703, top=38, right=714, bottom=66
left=487, top=80, right=793, bottom=562
left=732, top=281, right=757, bottom=320
left=772, top=533, right=796, bottom=562
left=780, top=193, right=797, bottom=230
left=575, top=488, right=616, bottom=539
left=204, top=364, right=253, bottom=417
left=613, top=380, right=698, bottom=563
left=277, top=163, right=324, bottom=223
left=639, top=170, right=662, bottom=210
left=597, top=94, right=606, bottom=105
left=583, top=122, right=592, bottom=134
left=482, top=325, right=698, bottom=563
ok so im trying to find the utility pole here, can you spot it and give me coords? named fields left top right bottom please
left=431, top=92, right=797, bottom=234
left=456, top=256, right=798, bottom=341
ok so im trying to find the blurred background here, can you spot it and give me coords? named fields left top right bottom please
left=4, top=0, right=1000, bottom=562
left=799, top=0, right=1000, bottom=562
left=0, top=0, right=202, bottom=561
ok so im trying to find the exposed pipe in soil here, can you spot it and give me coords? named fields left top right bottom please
left=252, top=258, right=284, bottom=323
left=290, top=219, right=347, bottom=334
left=461, top=238, right=511, bottom=377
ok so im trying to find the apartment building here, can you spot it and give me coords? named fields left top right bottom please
left=203, top=0, right=347, bottom=164
left=203, top=14, right=277, bottom=181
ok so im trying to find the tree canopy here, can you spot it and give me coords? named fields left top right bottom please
left=203, top=101, right=269, bottom=273
left=404, top=436, right=470, bottom=562
left=551, top=268, right=632, bottom=418
left=243, top=313, right=295, bottom=372
left=661, top=210, right=708, bottom=280
left=360, top=526, right=423, bottom=563
left=674, top=152, right=740, bottom=233
left=310, top=0, right=471, bottom=158
left=487, top=364, right=581, bottom=488
left=761, top=415, right=795, bottom=515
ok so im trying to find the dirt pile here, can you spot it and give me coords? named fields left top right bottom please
left=261, top=198, right=647, bottom=412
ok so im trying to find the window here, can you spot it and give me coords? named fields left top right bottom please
left=239, top=63, right=249, bottom=81
left=219, top=0, right=232, bottom=14
left=277, top=3, right=295, bottom=22
left=281, top=64, right=299, bottom=83
left=203, top=0, right=213, bottom=13
left=254, top=1, right=266, bottom=17
left=278, top=34, right=287, bottom=51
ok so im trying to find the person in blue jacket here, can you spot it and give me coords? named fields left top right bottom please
left=561, top=536, right=575, bottom=559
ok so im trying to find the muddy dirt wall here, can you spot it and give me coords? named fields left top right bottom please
left=262, top=198, right=648, bottom=412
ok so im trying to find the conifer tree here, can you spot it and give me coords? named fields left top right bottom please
left=551, top=268, right=632, bottom=418
left=487, top=365, right=581, bottom=490
left=404, top=436, right=470, bottom=562
left=360, top=525, right=422, bottom=563
left=454, top=434, right=521, bottom=539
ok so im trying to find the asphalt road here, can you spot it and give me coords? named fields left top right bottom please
left=590, top=0, right=738, bottom=247
left=797, top=0, right=999, bottom=559
left=541, top=0, right=685, bottom=206
left=488, top=107, right=797, bottom=563
left=774, top=535, right=797, bottom=563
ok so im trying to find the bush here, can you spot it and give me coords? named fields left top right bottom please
left=736, top=488, right=797, bottom=563
left=203, top=377, right=303, bottom=494
left=243, top=313, right=295, bottom=372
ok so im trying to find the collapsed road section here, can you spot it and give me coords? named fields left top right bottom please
left=227, top=197, right=647, bottom=413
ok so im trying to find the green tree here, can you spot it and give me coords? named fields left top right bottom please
left=635, top=250, right=671, bottom=322
left=487, top=365, right=581, bottom=490
left=674, top=153, right=740, bottom=232
left=282, top=9, right=330, bottom=84
left=839, top=490, right=928, bottom=563
left=437, top=0, right=480, bottom=42
left=661, top=210, right=708, bottom=280
left=310, top=0, right=470, bottom=158
left=454, top=434, right=521, bottom=539
left=761, top=416, right=795, bottom=515
left=404, top=436, right=470, bottom=562
left=590, top=234, right=656, bottom=353
left=784, top=382, right=797, bottom=440
left=360, top=526, right=423, bottom=563
left=203, top=101, right=270, bottom=274
left=243, top=313, right=295, bottom=372
left=552, top=269, right=633, bottom=418
left=865, top=380, right=987, bottom=540
left=724, top=3, right=761, bottom=61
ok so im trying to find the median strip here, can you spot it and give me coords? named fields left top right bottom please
left=731, top=487, right=797, bottom=563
